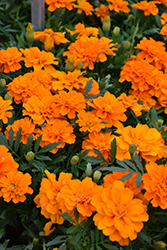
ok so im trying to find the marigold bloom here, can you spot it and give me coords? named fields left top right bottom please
left=160, top=13, right=167, bottom=26
left=23, top=95, right=60, bottom=125
left=88, top=92, right=127, bottom=128
left=152, top=0, right=167, bottom=7
left=0, top=145, right=18, bottom=178
left=53, top=90, right=86, bottom=119
left=76, top=110, right=106, bottom=133
left=34, top=29, right=69, bottom=51
left=135, top=37, right=167, bottom=72
left=63, top=35, right=117, bottom=70
left=0, top=47, right=23, bottom=73
left=82, top=131, right=115, bottom=162
left=59, top=177, right=103, bottom=217
left=95, top=4, right=111, bottom=21
left=43, top=221, right=55, bottom=236
left=91, top=180, right=149, bottom=246
left=34, top=170, right=72, bottom=224
left=21, top=47, right=58, bottom=73
left=107, top=0, right=130, bottom=13
left=142, top=162, right=167, bottom=209
left=45, top=0, right=75, bottom=11
left=5, top=117, right=35, bottom=144
left=0, top=171, right=33, bottom=203
left=73, top=0, right=93, bottom=15
left=0, top=96, right=13, bottom=124
left=160, top=24, right=167, bottom=38
left=66, top=23, right=99, bottom=39
left=116, top=124, right=167, bottom=162
left=34, top=119, right=76, bottom=154
left=132, top=1, right=159, bottom=16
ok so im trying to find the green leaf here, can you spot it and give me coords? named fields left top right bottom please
left=99, top=166, right=128, bottom=172
left=120, top=171, right=133, bottom=182
left=135, top=173, right=142, bottom=188
left=85, top=94, right=100, bottom=99
left=34, top=135, right=42, bottom=153
left=14, top=128, right=22, bottom=153
left=96, top=246, right=102, bottom=250
left=22, top=134, right=33, bottom=153
left=58, top=244, right=67, bottom=250
left=74, top=233, right=81, bottom=244
left=8, top=127, right=14, bottom=148
left=85, top=79, right=93, bottom=96
left=37, top=141, right=62, bottom=154
left=110, top=138, right=116, bottom=164
left=74, top=207, right=79, bottom=224
left=102, top=243, right=118, bottom=249
left=90, top=230, right=94, bottom=245
left=122, top=159, right=138, bottom=172
left=93, top=148, right=106, bottom=161
left=95, top=227, right=100, bottom=244
left=45, top=236, right=66, bottom=247
left=0, top=132, right=9, bottom=149
left=133, top=153, right=144, bottom=174
left=116, top=160, right=131, bottom=171
left=85, top=156, right=104, bottom=165
left=80, top=149, right=89, bottom=158
left=138, top=232, right=151, bottom=245
left=35, top=154, right=52, bottom=161
left=61, top=212, right=76, bottom=224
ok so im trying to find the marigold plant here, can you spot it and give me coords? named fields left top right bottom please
left=0, top=171, right=33, bottom=203
left=91, top=180, right=149, bottom=246
left=0, top=47, right=23, bottom=73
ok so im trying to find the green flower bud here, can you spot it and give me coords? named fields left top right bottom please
left=85, top=163, right=92, bottom=177
left=65, top=61, right=74, bottom=72
left=70, top=155, right=79, bottom=165
left=154, top=241, right=166, bottom=250
left=129, top=143, right=137, bottom=155
left=25, top=151, right=35, bottom=162
left=158, top=119, right=163, bottom=127
left=26, top=22, right=34, bottom=46
left=123, top=40, right=131, bottom=50
left=4, top=93, right=13, bottom=102
left=33, top=237, right=39, bottom=245
left=93, top=170, right=102, bottom=183
left=113, top=26, right=120, bottom=36
left=0, top=78, right=6, bottom=87
left=102, top=16, right=111, bottom=33
left=127, top=14, right=134, bottom=22
left=76, top=61, right=83, bottom=70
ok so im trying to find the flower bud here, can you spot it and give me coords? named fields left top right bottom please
left=25, top=151, right=35, bottom=162
left=158, top=119, right=163, bottom=127
left=70, top=155, right=79, bottom=165
left=26, top=22, right=34, bottom=46
left=113, top=26, right=120, bottom=36
left=76, top=61, right=83, bottom=70
left=85, top=163, right=92, bottom=177
left=4, top=93, right=13, bottom=102
left=129, top=143, right=137, bottom=155
left=65, top=58, right=74, bottom=72
left=0, top=78, right=6, bottom=88
left=123, top=40, right=131, bottom=50
left=102, top=16, right=111, bottom=33
left=93, top=170, right=102, bottom=182
left=33, top=238, right=39, bottom=245
left=127, top=14, right=134, bottom=22
left=154, top=241, right=166, bottom=250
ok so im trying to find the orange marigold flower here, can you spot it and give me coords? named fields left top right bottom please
left=0, top=47, right=23, bottom=73
left=132, top=1, right=159, bottom=16
left=0, top=171, right=33, bottom=203
left=23, top=94, right=60, bottom=125
left=0, top=96, right=13, bottom=124
left=59, top=177, right=103, bottom=217
left=43, top=221, right=55, bottom=236
left=63, top=35, right=117, bottom=70
left=160, top=13, right=167, bottom=26
left=107, top=0, right=130, bottom=13
left=45, top=0, right=75, bottom=11
left=116, top=124, right=167, bottom=162
left=34, top=119, right=76, bottom=154
left=5, top=117, right=35, bottom=144
left=82, top=131, right=115, bottom=162
left=0, top=145, right=18, bottom=178
left=95, top=4, right=111, bottom=21
left=160, top=24, right=167, bottom=38
left=135, top=37, right=167, bottom=72
left=34, top=29, right=69, bottom=51
left=142, top=162, right=167, bottom=209
left=154, top=0, right=167, bottom=7
left=21, top=47, right=58, bottom=73
left=66, top=23, right=99, bottom=39
left=7, top=72, right=40, bottom=104
left=88, top=92, right=127, bottom=128
left=73, top=0, right=93, bottom=15
left=34, top=170, right=72, bottom=224
left=53, top=90, right=86, bottom=119
left=76, top=110, right=106, bottom=133
left=91, top=180, right=149, bottom=246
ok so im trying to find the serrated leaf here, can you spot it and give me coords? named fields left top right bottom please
left=95, top=227, right=100, bottom=244
left=22, top=134, right=33, bottom=153
left=74, top=233, right=81, bottom=244
left=90, top=230, right=94, bottom=245
left=80, top=149, right=90, bottom=158
left=133, top=153, right=144, bottom=173
left=110, top=138, right=116, bottom=164
left=8, top=127, right=14, bottom=148
left=85, top=94, right=100, bottom=99
left=116, top=160, right=131, bottom=171
left=61, top=212, right=76, bottom=224
left=14, top=128, right=22, bottom=152
left=45, top=236, right=66, bottom=247
left=74, top=207, right=79, bottom=224
left=34, top=135, right=42, bottom=153
left=37, top=141, right=62, bottom=154
left=58, top=244, right=67, bottom=250
left=35, top=154, right=52, bottom=161
left=123, top=159, right=138, bottom=172
left=0, top=132, right=10, bottom=149
left=85, top=156, right=104, bottom=165
left=99, top=166, right=128, bottom=172
left=135, top=173, right=142, bottom=188
left=120, top=171, right=133, bottom=182
left=102, top=243, right=118, bottom=249
left=93, top=148, right=106, bottom=161
left=96, top=246, right=102, bottom=250
left=85, top=79, right=93, bottom=96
